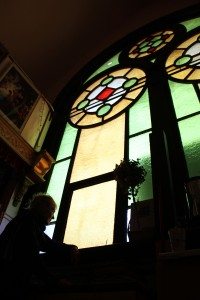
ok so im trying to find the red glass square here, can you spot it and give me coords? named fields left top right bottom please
left=97, top=87, right=115, bottom=101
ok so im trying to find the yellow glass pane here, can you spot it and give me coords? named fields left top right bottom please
left=75, top=112, right=101, bottom=127
left=111, top=68, right=130, bottom=77
left=171, top=68, right=194, bottom=80
left=63, top=180, right=117, bottom=248
left=166, top=49, right=184, bottom=70
left=188, top=69, right=200, bottom=80
left=70, top=114, right=125, bottom=182
left=129, top=51, right=146, bottom=58
left=70, top=110, right=85, bottom=125
left=178, top=34, right=200, bottom=49
left=126, top=86, right=144, bottom=100
left=167, top=64, right=194, bottom=81
left=165, top=31, right=175, bottom=41
left=126, top=68, right=146, bottom=79
left=104, top=99, right=130, bottom=120
left=71, top=91, right=89, bottom=110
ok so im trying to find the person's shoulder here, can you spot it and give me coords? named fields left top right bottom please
left=7, top=210, right=34, bottom=229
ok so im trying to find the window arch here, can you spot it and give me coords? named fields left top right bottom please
left=44, top=5, right=200, bottom=249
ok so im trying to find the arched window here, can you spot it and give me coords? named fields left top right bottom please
left=44, top=6, right=200, bottom=249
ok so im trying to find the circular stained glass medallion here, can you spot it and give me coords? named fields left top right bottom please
left=70, top=67, right=146, bottom=128
left=166, top=33, right=200, bottom=81
left=129, top=30, right=174, bottom=59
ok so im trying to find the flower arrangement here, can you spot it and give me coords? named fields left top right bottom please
left=113, top=159, right=147, bottom=201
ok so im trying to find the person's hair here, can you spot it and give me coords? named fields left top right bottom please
left=27, top=193, right=57, bottom=211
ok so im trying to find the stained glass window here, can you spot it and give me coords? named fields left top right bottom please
left=45, top=9, right=200, bottom=248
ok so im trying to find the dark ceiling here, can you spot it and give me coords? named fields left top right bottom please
left=0, top=0, right=199, bottom=103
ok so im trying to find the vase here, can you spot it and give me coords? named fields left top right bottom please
left=129, top=202, right=141, bottom=232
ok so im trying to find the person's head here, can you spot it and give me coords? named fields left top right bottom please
left=29, top=193, right=57, bottom=225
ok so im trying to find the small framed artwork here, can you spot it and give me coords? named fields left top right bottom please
left=0, top=65, right=39, bottom=129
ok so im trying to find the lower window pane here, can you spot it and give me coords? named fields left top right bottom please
left=63, top=181, right=117, bottom=249
left=129, top=132, right=153, bottom=201
left=178, top=115, right=200, bottom=178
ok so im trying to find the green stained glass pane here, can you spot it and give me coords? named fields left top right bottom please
left=129, top=132, right=153, bottom=201
left=101, top=76, right=113, bottom=85
left=140, top=46, right=149, bottom=53
left=152, top=36, right=161, bottom=42
left=56, top=123, right=78, bottom=161
left=178, top=115, right=200, bottom=178
left=129, top=89, right=151, bottom=135
left=77, top=100, right=89, bottom=109
left=86, top=52, right=121, bottom=83
left=97, top=104, right=111, bottom=116
left=168, top=80, right=200, bottom=119
left=46, top=159, right=70, bottom=219
left=123, top=78, right=138, bottom=89
left=181, top=17, right=200, bottom=32
left=139, top=41, right=149, bottom=48
left=153, top=40, right=162, bottom=47
left=175, top=55, right=191, bottom=66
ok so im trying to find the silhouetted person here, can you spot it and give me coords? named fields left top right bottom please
left=0, top=193, right=79, bottom=299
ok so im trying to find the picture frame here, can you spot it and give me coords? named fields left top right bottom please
left=0, top=64, right=39, bottom=130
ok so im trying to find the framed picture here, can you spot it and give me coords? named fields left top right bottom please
left=0, top=65, right=39, bottom=129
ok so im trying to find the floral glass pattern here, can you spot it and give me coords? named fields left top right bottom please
left=128, top=30, right=174, bottom=59
left=70, top=68, right=146, bottom=128
left=166, top=33, right=200, bottom=81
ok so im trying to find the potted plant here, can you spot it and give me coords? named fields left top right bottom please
left=113, top=159, right=147, bottom=234
left=113, top=158, right=146, bottom=201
